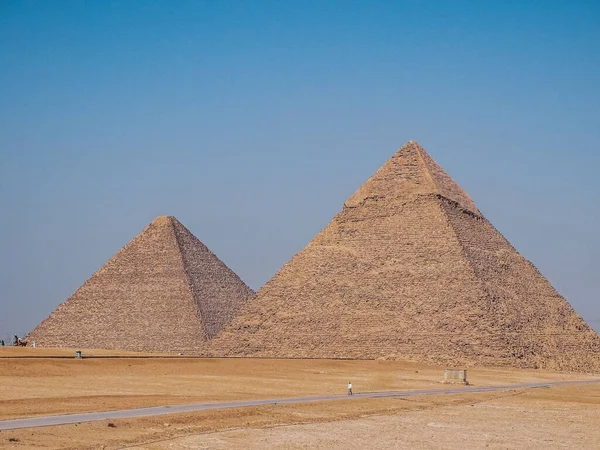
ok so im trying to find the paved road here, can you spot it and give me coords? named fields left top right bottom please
left=1, top=379, right=598, bottom=431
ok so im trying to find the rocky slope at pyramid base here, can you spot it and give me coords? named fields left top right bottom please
left=207, top=337, right=600, bottom=372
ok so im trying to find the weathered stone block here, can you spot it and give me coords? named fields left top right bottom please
left=444, top=369, right=468, bottom=384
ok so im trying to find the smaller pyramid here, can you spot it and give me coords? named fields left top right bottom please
left=28, top=216, right=253, bottom=353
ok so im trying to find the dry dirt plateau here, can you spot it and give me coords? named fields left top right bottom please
left=1, top=348, right=599, bottom=449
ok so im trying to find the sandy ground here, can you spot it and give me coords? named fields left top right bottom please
left=2, top=386, right=599, bottom=450
left=1, top=347, right=590, bottom=420
left=0, top=347, right=167, bottom=357
left=0, top=348, right=598, bottom=449
left=134, top=384, right=600, bottom=450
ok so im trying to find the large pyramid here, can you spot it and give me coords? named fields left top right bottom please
left=210, top=141, right=600, bottom=371
left=28, top=216, right=253, bottom=353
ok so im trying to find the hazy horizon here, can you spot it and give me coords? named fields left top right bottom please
left=1, top=1, right=599, bottom=338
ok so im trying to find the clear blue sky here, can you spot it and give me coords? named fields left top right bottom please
left=1, top=1, right=599, bottom=340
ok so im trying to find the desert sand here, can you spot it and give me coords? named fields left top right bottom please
left=1, top=348, right=598, bottom=449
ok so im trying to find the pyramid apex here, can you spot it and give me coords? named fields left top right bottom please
left=151, top=215, right=176, bottom=225
left=345, top=141, right=480, bottom=214
left=399, top=140, right=427, bottom=155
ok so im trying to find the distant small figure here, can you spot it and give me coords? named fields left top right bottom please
left=15, top=336, right=27, bottom=347
left=347, top=381, right=353, bottom=396
left=32, top=341, right=36, bottom=348
left=1, top=340, right=4, bottom=346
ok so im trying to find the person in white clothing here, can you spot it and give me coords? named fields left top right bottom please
left=347, top=381, right=353, bottom=396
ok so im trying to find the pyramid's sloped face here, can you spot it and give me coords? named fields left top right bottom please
left=416, top=146, right=480, bottom=214
left=440, top=199, right=600, bottom=370
left=172, top=220, right=254, bottom=339
left=210, top=143, right=600, bottom=371
left=28, top=217, right=253, bottom=353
